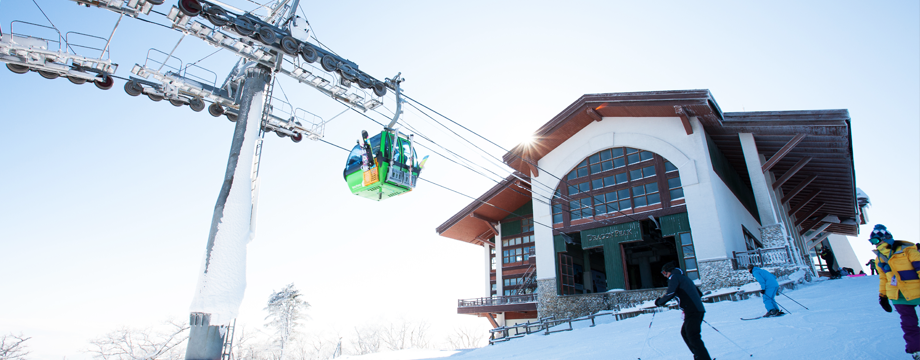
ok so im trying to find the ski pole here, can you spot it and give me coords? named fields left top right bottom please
left=782, top=293, right=809, bottom=310
left=777, top=301, right=792, bottom=315
left=703, top=320, right=753, bottom=357
left=638, top=311, right=656, bottom=360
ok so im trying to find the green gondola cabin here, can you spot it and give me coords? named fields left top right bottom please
left=344, top=130, right=422, bottom=201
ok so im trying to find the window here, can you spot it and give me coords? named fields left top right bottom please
left=521, top=235, right=534, bottom=243
left=523, top=245, right=535, bottom=260
left=593, top=191, right=625, bottom=215
left=567, top=160, right=589, bottom=180
left=743, top=227, right=762, bottom=251
left=522, top=218, right=534, bottom=232
left=626, top=148, right=654, bottom=165
left=569, top=198, right=592, bottom=220
left=679, top=232, right=699, bottom=280
left=665, top=161, right=678, bottom=172
left=503, top=248, right=524, bottom=263
left=553, top=204, right=563, bottom=224
left=631, top=183, right=660, bottom=207
left=668, top=176, right=684, bottom=200
left=491, top=256, right=496, bottom=270
left=629, top=165, right=656, bottom=181
left=588, top=150, right=616, bottom=175
left=568, top=182, right=590, bottom=195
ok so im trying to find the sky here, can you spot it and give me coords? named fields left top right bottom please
left=341, top=275, right=910, bottom=360
left=0, top=1, right=918, bottom=358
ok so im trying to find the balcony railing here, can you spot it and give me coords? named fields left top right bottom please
left=458, top=294, right=537, bottom=308
left=731, top=246, right=792, bottom=270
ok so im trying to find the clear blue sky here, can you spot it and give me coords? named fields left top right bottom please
left=0, top=1, right=917, bottom=358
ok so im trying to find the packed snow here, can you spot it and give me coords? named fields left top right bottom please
left=342, top=275, right=911, bottom=360
left=188, top=83, right=265, bottom=326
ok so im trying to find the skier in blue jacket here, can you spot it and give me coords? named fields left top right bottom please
left=748, top=264, right=782, bottom=317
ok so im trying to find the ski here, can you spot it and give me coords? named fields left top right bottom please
left=740, top=316, right=764, bottom=321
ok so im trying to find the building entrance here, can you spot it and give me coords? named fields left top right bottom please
left=622, top=236, right=681, bottom=289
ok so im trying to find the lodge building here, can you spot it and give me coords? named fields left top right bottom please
left=436, top=90, right=869, bottom=328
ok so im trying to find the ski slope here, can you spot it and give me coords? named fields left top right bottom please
left=341, top=275, right=909, bottom=360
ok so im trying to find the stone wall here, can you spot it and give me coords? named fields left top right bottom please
left=698, top=258, right=805, bottom=291
left=760, top=223, right=786, bottom=248
left=536, top=279, right=667, bottom=319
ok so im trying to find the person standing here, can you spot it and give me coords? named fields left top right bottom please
left=871, top=224, right=920, bottom=360
left=748, top=264, right=782, bottom=317
left=655, top=262, right=712, bottom=360
left=867, top=258, right=878, bottom=275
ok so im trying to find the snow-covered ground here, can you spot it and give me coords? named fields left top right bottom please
left=343, top=275, right=910, bottom=360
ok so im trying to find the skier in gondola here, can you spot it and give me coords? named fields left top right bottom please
left=748, top=264, right=782, bottom=317
left=655, top=262, right=712, bottom=360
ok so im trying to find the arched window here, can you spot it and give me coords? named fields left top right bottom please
left=552, top=147, right=684, bottom=228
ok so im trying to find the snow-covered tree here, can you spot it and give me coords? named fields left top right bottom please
left=87, top=319, right=188, bottom=360
left=264, top=283, right=310, bottom=359
left=0, top=333, right=30, bottom=360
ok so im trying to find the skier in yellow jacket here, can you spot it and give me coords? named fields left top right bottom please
left=872, top=224, right=920, bottom=360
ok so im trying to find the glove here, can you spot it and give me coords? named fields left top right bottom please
left=760, top=290, right=765, bottom=295
left=654, top=297, right=664, bottom=307
left=880, top=295, right=893, bottom=313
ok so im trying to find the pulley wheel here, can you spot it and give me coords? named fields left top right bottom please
left=6, top=63, right=29, bottom=74
left=373, top=82, right=387, bottom=97
left=124, top=81, right=142, bottom=96
left=281, top=36, right=299, bottom=56
left=94, top=74, right=114, bottom=90
left=68, top=76, right=87, bottom=85
left=208, top=102, right=224, bottom=117
left=39, top=70, right=59, bottom=79
left=256, top=27, right=277, bottom=45
left=300, top=45, right=318, bottom=63
left=189, top=98, right=205, bottom=112
left=204, top=6, right=230, bottom=27
left=169, top=99, right=184, bottom=107
left=178, top=0, right=202, bottom=17
left=321, top=55, right=338, bottom=72
left=291, top=133, right=303, bottom=143
left=233, top=18, right=255, bottom=37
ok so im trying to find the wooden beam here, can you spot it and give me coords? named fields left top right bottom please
left=586, top=108, right=602, bottom=122
left=486, top=313, right=500, bottom=328
left=795, top=206, right=825, bottom=228
left=762, top=134, right=807, bottom=172
left=781, top=174, right=818, bottom=205
left=789, top=190, right=822, bottom=216
left=772, top=156, right=812, bottom=189
left=675, top=106, right=693, bottom=135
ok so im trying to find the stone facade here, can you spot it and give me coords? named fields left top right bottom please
left=536, top=261, right=807, bottom=320
left=760, top=223, right=787, bottom=248
left=536, top=279, right=668, bottom=319
left=698, top=258, right=803, bottom=291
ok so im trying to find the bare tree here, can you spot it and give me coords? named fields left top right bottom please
left=264, top=283, right=310, bottom=360
left=87, top=319, right=189, bottom=360
left=348, top=325, right=381, bottom=355
left=445, top=326, right=487, bottom=350
left=380, top=320, right=431, bottom=351
left=0, top=333, right=30, bottom=360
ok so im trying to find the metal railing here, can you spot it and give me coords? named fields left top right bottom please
left=731, top=246, right=792, bottom=270
left=458, top=294, right=536, bottom=308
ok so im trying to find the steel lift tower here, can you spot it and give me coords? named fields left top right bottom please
left=2, top=1, right=400, bottom=358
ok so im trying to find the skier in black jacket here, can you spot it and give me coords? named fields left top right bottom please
left=655, top=261, right=712, bottom=360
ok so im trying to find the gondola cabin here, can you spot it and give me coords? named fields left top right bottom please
left=344, top=130, right=422, bottom=201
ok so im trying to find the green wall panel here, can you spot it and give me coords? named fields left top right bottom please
left=501, top=220, right=522, bottom=236
left=580, top=221, right=641, bottom=249
left=502, top=200, right=534, bottom=220
left=660, top=212, right=691, bottom=237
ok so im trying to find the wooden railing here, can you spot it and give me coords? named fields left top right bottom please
left=731, top=246, right=792, bottom=270
left=458, top=294, right=537, bottom=308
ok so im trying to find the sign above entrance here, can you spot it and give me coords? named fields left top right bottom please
left=581, top=221, right=641, bottom=249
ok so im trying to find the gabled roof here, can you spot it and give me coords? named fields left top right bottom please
left=440, top=90, right=860, bottom=244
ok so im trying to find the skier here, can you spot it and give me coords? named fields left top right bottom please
left=867, top=258, right=878, bottom=275
left=748, top=264, right=782, bottom=317
left=818, top=245, right=840, bottom=279
left=655, top=262, right=712, bottom=360
left=871, top=224, right=920, bottom=360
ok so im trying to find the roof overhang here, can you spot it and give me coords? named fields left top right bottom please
left=436, top=173, right=532, bottom=245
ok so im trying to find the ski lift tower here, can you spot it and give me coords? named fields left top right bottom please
left=157, top=1, right=393, bottom=358
left=3, top=0, right=397, bottom=358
